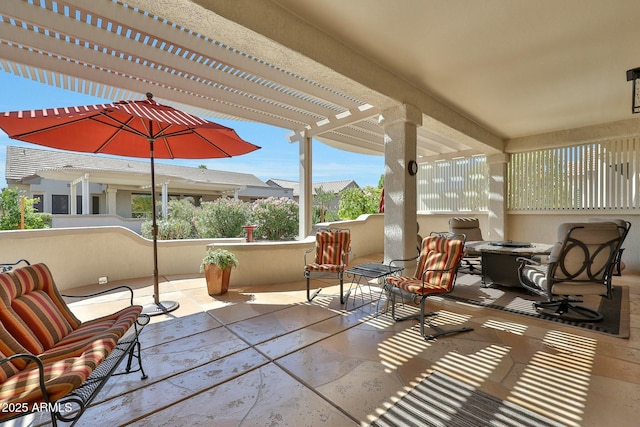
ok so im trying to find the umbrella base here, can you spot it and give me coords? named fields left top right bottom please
left=142, top=301, right=180, bottom=316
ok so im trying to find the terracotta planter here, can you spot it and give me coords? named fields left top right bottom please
left=204, top=264, right=232, bottom=296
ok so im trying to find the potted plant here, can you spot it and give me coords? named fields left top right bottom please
left=200, top=248, right=239, bottom=296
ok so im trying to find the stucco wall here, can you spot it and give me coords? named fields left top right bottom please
left=0, top=214, right=385, bottom=291
left=0, top=212, right=635, bottom=292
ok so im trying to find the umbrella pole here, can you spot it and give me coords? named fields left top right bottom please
left=143, top=138, right=180, bottom=316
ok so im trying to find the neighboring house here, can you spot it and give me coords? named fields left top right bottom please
left=266, top=178, right=359, bottom=211
left=5, top=146, right=292, bottom=230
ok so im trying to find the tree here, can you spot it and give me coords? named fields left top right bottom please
left=0, top=187, right=49, bottom=230
left=338, top=186, right=382, bottom=219
left=313, top=186, right=336, bottom=223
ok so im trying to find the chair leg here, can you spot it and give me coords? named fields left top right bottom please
left=306, top=274, right=321, bottom=302
left=535, top=299, right=603, bottom=322
left=418, top=296, right=474, bottom=340
left=388, top=286, right=473, bottom=340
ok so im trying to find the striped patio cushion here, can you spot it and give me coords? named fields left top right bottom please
left=386, top=236, right=464, bottom=295
left=0, top=264, right=81, bottom=353
left=0, top=337, right=113, bottom=417
left=11, top=264, right=82, bottom=329
left=305, top=230, right=350, bottom=272
left=0, top=349, right=19, bottom=384
left=0, top=273, right=45, bottom=355
left=40, top=306, right=141, bottom=364
left=0, top=322, right=32, bottom=373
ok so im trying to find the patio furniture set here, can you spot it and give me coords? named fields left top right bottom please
left=305, top=217, right=630, bottom=339
left=0, top=217, right=629, bottom=425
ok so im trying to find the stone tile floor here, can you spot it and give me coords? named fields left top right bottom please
left=21, top=254, right=640, bottom=426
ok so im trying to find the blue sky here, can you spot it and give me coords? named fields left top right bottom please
left=0, top=72, right=384, bottom=188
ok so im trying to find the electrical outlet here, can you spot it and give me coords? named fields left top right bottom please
left=98, top=276, right=108, bottom=285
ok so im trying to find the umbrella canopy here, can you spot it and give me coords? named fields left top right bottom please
left=0, top=93, right=260, bottom=314
left=0, top=93, right=259, bottom=158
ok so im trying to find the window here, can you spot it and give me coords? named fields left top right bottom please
left=51, top=195, right=69, bottom=214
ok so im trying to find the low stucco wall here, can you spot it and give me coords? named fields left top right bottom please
left=0, top=214, right=385, bottom=291
left=0, top=211, right=636, bottom=291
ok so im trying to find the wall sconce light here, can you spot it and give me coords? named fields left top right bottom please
left=626, top=67, right=640, bottom=114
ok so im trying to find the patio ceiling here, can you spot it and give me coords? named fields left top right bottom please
left=2, top=1, right=640, bottom=162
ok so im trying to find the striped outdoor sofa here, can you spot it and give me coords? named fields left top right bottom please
left=0, top=261, right=148, bottom=426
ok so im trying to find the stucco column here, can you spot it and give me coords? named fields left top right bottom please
left=486, top=153, right=508, bottom=240
left=106, top=186, right=117, bottom=215
left=299, top=134, right=312, bottom=239
left=380, top=104, right=422, bottom=264
left=82, top=174, right=90, bottom=215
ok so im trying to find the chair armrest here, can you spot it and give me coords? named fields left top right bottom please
left=516, top=256, right=541, bottom=267
left=0, top=259, right=31, bottom=273
left=304, top=246, right=314, bottom=265
left=388, top=254, right=419, bottom=268
left=63, top=285, right=136, bottom=306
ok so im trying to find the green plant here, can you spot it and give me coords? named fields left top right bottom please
left=0, top=187, right=49, bottom=230
left=195, top=198, right=253, bottom=238
left=252, top=197, right=298, bottom=240
left=338, top=186, right=381, bottom=219
left=200, top=248, right=239, bottom=272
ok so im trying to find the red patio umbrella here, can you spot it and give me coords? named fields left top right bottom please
left=0, top=93, right=260, bottom=315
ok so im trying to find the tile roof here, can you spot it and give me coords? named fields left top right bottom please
left=267, top=178, right=359, bottom=196
left=5, top=145, right=269, bottom=187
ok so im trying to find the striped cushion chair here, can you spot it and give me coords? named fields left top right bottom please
left=304, top=229, right=351, bottom=303
left=385, top=233, right=474, bottom=340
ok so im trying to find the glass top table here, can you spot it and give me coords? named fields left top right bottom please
left=343, top=262, right=404, bottom=307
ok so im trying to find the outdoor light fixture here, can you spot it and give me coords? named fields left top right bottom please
left=626, top=67, right=640, bottom=113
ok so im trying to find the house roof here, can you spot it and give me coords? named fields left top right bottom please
left=267, top=179, right=358, bottom=197
left=5, top=145, right=269, bottom=189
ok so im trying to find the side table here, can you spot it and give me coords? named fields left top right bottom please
left=344, top=262, right=404, bottom=307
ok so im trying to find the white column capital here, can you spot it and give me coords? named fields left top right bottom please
left=379, top=103, right=422, bottom=127
left=486, top=153, right=509, bottom=165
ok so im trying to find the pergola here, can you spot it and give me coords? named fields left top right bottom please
left=1, top=0, right=639, bottom=262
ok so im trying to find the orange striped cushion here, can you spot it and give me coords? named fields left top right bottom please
left=307, top=230, right=350, bottom=270
left=0, top=322, right=31, bottom=373
left=0, top=337, right=113, bottom=417
left=0, top=273, right=45, bottom=354
left=387, top=236, right=464, bottom=295
left=12, top=291, right=74, bottom=350
left=0, top=349, right=19, bottom=384
left=41, top=306, right=141, bottom=364
left=0, top=264, right=83, bottom=353
left=12, top=264, right=82, bottom=329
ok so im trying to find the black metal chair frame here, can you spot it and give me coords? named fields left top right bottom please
left=304, top=228, right=351, bottom=303
left=386, top=232, right=474, bottom=340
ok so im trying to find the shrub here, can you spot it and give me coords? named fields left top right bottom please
left=195, top=198, right=253, bottom=238
left=0, top=187, right=49, bottom=230
left=338, top=186, right=382, bottom=219
left=252, top=197, right=298, bottom=240
left=141, top=218, right=193, bottom=240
